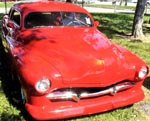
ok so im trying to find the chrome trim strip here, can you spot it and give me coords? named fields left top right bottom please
left=46, top=91, right=79, bottom=102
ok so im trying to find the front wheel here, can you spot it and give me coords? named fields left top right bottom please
left=19, top=87, right=36, bottom=121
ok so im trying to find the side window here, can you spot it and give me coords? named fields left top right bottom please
left=10, top=10, right=21, bottom=26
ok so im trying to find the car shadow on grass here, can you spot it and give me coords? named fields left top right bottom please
left=0, top=113, right=24, bottom=121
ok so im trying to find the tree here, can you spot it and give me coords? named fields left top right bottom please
left=120, top=0, right=123, bottom=6
left=132, top=0, right=147, bottom=38
left=112, top=0, right=117, bottom=12
left=120, top=0, right=128, bottom=6
left=125, top=0, right=128, bottom=6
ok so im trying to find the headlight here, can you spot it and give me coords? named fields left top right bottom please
left=138, top=66, right=148, bottom=79
left=35, top=78, right=51, bottom=93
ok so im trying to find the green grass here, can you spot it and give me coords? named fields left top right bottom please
left=0, top=2, right=14, bottom=8
left=112, top=39, right=150, bottom=64
left=92, top=13, right=134, bottom=38
left=0, top=81, right=25, bottom=121
left=0, top=4, right=150, bottom=121
left=91, top=13, right=150, bottom=38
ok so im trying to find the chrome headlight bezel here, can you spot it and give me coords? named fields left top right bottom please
left=35, top=78, right=51, bottom=94
left=138, top=66, right=148, bottom=79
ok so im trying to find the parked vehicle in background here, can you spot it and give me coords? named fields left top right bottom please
left=77, top=0, right=94, bottom=4
left=147, top=0, right=150, bottom=5
left=1, top=1, right=149, bottom=120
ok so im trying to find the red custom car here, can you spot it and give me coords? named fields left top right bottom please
left=1, top=1, right=149, bottom=120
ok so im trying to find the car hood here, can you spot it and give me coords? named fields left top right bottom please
left=20, top=28, right=132, bottom=86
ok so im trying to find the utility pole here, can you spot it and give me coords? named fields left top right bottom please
left=4, top=0, right=7, bottom=14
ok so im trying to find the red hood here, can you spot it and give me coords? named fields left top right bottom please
left=20, top=28, right=131, bottom=86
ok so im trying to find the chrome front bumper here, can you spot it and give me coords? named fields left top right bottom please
left=46, top=81, right=135, bottom=102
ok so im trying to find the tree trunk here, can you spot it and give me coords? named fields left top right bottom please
left=112, top=0, right=117, bottom=12
left=120, top=0, right=123, bottom=6
left=132, top=0, right=146, bottom=38
left=125, top=0, right=128, bottom=6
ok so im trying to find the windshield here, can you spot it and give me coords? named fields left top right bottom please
left=24, top=12, right=93, bottom=28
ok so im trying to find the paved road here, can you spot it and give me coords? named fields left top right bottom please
left=0, top=1, right=136, bottom=14
left=0, top=7, right=135, bottom=14
left=0, top=8, right=8, bottom=14
left=0, top=1, right=149, bottom=14
left=84, top=6, right=135, bottom=13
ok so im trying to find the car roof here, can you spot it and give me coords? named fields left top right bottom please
left=13, top=1, right=89, bottom=14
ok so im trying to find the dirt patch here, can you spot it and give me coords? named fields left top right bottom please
left=138, top=102, right=150, bottom=116
left=129, top=34, right=150, bottom=43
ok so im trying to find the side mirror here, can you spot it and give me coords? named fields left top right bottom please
left=94, top=21, right=99, bottom=27
left=7, top=22, right=15, bottom=28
